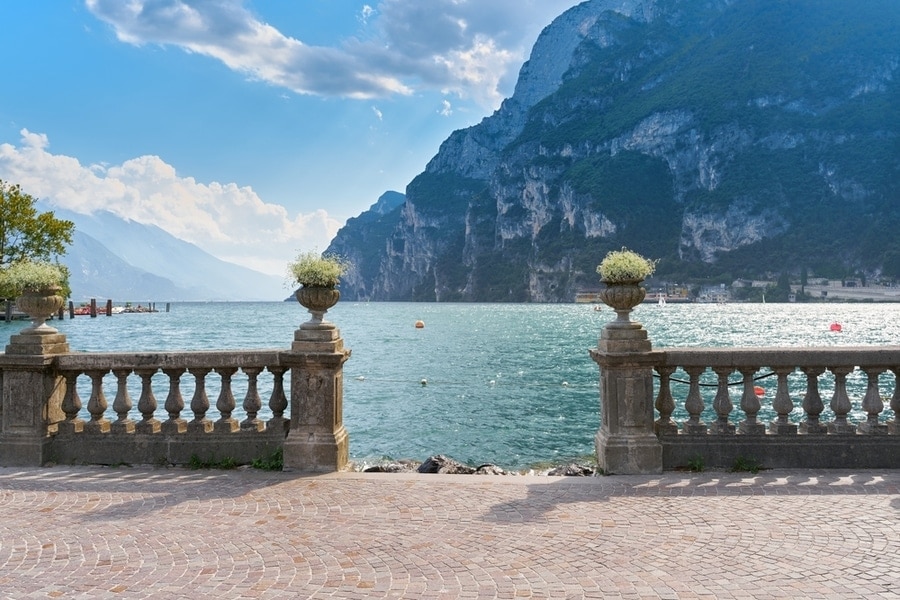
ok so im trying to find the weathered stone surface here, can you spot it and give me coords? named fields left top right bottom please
left=417, top=455, right=477, bottom=474
left=546, top=463, right=596, bottom=477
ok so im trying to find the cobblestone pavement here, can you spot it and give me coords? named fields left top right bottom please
left=1, top=467, right=898, bottom=599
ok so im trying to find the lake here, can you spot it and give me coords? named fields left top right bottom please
left=2, top=301, right=898, bottom=470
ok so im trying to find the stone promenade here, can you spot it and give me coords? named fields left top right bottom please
left=1, top=467, right=898, bottom=599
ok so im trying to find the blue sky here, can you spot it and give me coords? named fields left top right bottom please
left=0, top=0, right=580, bottom=275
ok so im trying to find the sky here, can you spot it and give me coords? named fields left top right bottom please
left=0, top=0, right=582, bottom=276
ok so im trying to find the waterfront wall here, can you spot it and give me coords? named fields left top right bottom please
left=0, top=316, right=349, bottom=471
left=592, top=312, right=900, bottom=473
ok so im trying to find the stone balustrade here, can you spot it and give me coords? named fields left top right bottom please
left=591, top=308, right=900, bottom=473
left=0, top=316, right=349, bottom=471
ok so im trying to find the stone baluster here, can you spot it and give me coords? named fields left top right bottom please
left=111, top=368, right=134, bottom=434
left=858, top=368, right=887, bottom=435
left=738, top=367, right=764, bottom=435
left=241, top=367, right=265, bottom=432
left=683, top=366, right=707, bottom=434
left=187, top=368, right=213, bottom=433
left=134, top=368, right=161, bottom=434
left=84, top=370, right=111, bottom=434
left=799, top=367, right=827, bottom=434
left=710, top=367, right=735, bottom=435
left=653, top=366, right=678, bottom=435
left=214, top=367, right=239, bottom=433
left=769, top=367, right=797, bottom=434
left=267, top=366, right=289, bottom=433
left=162, top=368, right=187, bottom=434
left=827, top=366, right=856, bottom=434
left=59, top=371, right=84, bottom=434
left=890, top=367, right=900, bottom=435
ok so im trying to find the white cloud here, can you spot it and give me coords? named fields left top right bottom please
left=439, top=100, right=453, bottom=117
left=372, top=106, right=383, bottom=121
left=85, top=0, right=581, bottom=108
left=0, top=129, right=339, bottom=276
left=360, top=5, right=376, bottom=25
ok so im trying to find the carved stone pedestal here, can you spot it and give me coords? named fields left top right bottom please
left=281, top=322, right=350, bottom=472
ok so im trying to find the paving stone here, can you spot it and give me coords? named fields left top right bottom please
left=0, top=467, right=898, bottom=598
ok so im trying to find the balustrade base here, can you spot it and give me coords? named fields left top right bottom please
left=58, top=420, right=84, bottom=435
left=654, top=421, right=679, bottom=436
left=858, top=421, right=888, bottom=435
left=827, top=422, right=857, bottom=435
left=683, top=423, right=708, bottom=435
left=5, top=332, right=69, bottom=356
left=799, top=421, right=828, bottom=435
left=135, top=419, right=161, bottom=434
left=283, top=426, right=349, bottom=472
left=111, top=420, right=135, bottom=435
left=738, top=422, right=766, bottom=435
left=188, top=420, right=214, bottom=434
left=596, top=430, right=662, bottom=474
left=662, top=435, right=900, bottom=470
left=241, top=418, right=265, bottom=432
left=84, top=419, right=111, bottom=435
left=161, top=419, right=188, bottom=435
left=709, top=421, right=736, bottom=435
left=769, top=422, right=798, bottom=435
left=214, top=418, right=240, bottom=434
left=0, top=434, right=55, bottom=467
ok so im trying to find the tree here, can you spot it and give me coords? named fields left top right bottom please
left=0, top=179, right=74, bottom=267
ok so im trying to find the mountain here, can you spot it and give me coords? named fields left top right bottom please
left=328, top=0, right=900, bottom=302
left=49, top=208, right=284, bottom=302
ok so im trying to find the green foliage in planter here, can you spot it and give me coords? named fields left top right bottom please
left=597, top=248, right=657, bottom=283
left=0, top=260, right=68, bottom=297
left=288, top=251, right=349, bottom=288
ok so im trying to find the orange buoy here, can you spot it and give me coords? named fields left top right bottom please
left=415, top=320, right=425, bottom=329
left=754, top=385, right=765, bottom=397
left=830, top=322, right=842, bottom=332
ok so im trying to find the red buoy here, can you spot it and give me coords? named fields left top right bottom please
left=830, top=322, right=842, bottom=332
left=754, top=386, right=765, bottom=397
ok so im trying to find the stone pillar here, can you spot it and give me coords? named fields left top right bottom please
left=590, top=318, right=663, bottom=475
left=0, top=329, right=70, bottom=466
left=281, top=320, right=350, bottom=472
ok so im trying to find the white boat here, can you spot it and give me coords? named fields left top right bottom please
left=658, top=295, right=666, bottom=306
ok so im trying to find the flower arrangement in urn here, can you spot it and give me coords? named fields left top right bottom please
left=288, top=251, right=349, bottom=325
left=596, top=248, right=657, bottom=320
left=0, top=260, right=68, bottom=333
left=596, top=247, right=657, bottom=284
left=0, top=260, right=67, bottom=295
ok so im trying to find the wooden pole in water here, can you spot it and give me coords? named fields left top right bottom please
left=105, top=299, right=112, bottom=317
left=68, top=301, right=75, bottom=319
left=166, top=303, right=170, bottom=312
left=90, top=298, right=97, bottom=318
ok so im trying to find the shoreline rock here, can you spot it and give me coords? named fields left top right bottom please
left=358, top=454, right=597, bottom=477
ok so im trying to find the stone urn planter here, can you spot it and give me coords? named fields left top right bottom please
left=598, top=279, right=646, bottom=324
left=287, top=251, right=348, bottom=327
left=596, top=248, right=657, bottom=325
left=16, top=286, right=65, bottom=334
left=295, top=286, right=340, bottom=325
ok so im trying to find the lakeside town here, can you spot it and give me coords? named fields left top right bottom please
left=577, top=276, right=900, bottom=304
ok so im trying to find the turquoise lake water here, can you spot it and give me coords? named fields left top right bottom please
left=2, top=301, right=898, bottom=469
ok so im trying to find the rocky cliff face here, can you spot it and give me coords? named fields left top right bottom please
left=329, top=0, right=900, bottom=301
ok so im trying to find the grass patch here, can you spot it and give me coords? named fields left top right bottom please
left=251, top=448, right=284, bottom=471
left=189, top=454, right=238, bottom=470
left=730, top=455, right=762, bottom=474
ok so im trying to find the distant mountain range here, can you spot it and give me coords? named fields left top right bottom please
left=47, top=206, right=284, bottom=302
left=328, top=0, right=900, bottom=302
